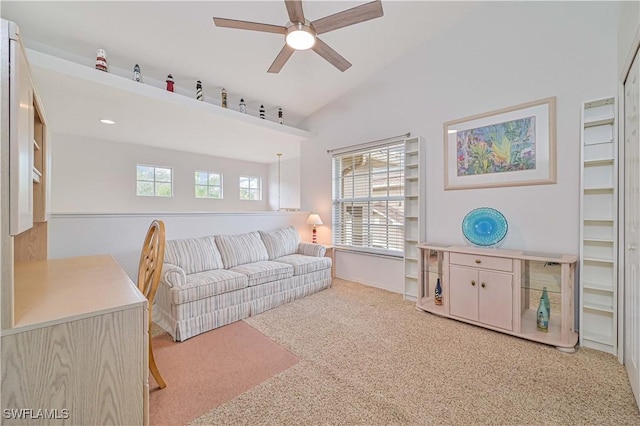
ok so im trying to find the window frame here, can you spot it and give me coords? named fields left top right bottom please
left=195, top=170, right=223, bottom=199
left=136, top=164, right=173, bottom=197
left=331, top=141, right=405, bottom=257
left=239, top=175, right=262, bottom=201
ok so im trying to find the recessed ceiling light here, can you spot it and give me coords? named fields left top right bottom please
left=100, top=119, right=115, bottom=125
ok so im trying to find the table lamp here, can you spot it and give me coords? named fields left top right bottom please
left=306, top=213, right=323, bottom=244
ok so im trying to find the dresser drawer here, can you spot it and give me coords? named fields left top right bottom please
left=449, top=252, right=513, bottom=272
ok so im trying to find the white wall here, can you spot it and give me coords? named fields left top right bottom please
left=51, top=133, right=271, bottom=212
left=49, top=211, right=311, bottom=280
left=617, top=0, right=640, bottom=79
left=300, top=2, right=619, bottom=293
left=267, top=156, right=300, bottom=211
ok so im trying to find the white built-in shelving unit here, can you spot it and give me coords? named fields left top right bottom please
left=580, top=96, right=618, bottom=355
left=404, top=136, right=426, bottom=300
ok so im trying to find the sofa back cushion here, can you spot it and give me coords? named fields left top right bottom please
left=215, top=231, right=269, bottom=268
left=164, top=236, right=224, bottom=275
left=259, top=226, right=300, bottom=260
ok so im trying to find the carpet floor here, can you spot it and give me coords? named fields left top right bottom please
left=187, top=278, right=640, bottom=425
left=149, top=321, right=299, bottom=425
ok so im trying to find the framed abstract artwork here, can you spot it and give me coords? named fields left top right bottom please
left=444, top=97, right=556, bottom=190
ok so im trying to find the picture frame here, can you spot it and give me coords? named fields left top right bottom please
left=444, top=97, right=556, bottom=190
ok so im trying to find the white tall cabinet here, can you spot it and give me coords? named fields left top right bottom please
left=404, top=136, right=426, bottom=299
left=580, top=96, right=618, bottom=355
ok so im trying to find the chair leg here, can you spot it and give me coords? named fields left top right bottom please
left=149, top=339, right=167, bottom=389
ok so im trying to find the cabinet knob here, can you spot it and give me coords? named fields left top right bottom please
left=481, top=282, right=486, bottom=288
left=475, top=259, right=481, bottom=264
left=471, top=280, right=476, bottom=286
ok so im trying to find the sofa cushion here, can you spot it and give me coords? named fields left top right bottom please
left=215, top=231, right=269, bottom=269
left=230, top=261, right=294, bottom=286
left=171, top=269, right=248, bottom=304
left=164, top=236, right=224, bottom=275
left=297, top=242, right=326, bottom=257
left=259, top=226, right=300, bottom=260
left=275, top=254, right=332, bottom=276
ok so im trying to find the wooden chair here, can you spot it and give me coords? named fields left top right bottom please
left=137, top=220, right=167, bottom=389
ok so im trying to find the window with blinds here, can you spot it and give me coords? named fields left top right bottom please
left=332, top=142, right=404, bottom=256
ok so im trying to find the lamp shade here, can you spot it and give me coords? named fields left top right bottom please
left=306, top=213, right=323, bottom=226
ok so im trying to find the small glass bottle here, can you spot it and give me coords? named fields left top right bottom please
left=239, top=98, right=247, bottom=114
left=542, top=286, right=550, bottom=317
left=536, top=296, right=549, bottom=332
left=259, top=105, right=265, bottom=119
left=278, top=107, right=283, bottom=124
left=434, top=278, right=443, bottom=306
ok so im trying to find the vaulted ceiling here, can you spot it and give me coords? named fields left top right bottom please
left=1, top=1, right=484, bottom=162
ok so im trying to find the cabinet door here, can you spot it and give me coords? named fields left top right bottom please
left=478, top=270, right=513, bottom=330
left=9, top=36, right=34, bottom=235
left=449, top=266, right=478, bottom=322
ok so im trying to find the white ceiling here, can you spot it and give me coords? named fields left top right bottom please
left=2, top=1, right=483, bottom=162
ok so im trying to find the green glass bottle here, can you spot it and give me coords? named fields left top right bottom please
left=536, top=296, right=549, bottom=332
left=542, top=286, right=550, bottom=317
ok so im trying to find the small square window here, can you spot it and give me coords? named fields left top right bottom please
left=136, top=165, right=173, bottom=197
left=195, top=171, right=223, bottom=199
left=239, top=176, right=261, bottom=201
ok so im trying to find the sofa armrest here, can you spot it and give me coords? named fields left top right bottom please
left=162, top=263, right=186, bottom=287
left=297, top=243, right=326, bottom=257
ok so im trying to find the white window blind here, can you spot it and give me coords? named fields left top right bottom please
left=332, top=141, right=405, bottom=256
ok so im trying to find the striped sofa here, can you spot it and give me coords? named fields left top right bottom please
left=154, top=226, right=332, bottom=341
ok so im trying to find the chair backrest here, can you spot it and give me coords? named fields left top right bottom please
left=138, top=220, right=166, bottom=304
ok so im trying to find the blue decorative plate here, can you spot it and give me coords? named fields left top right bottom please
left=462, top=208, right=508, bottom=246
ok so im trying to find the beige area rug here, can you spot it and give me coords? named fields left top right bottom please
left=190, top=279, right=640, bottom=425
left=149, top=321, right=299, bottom=425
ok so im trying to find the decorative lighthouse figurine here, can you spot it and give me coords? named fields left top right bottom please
left=278, top=107, right=283, bottom=124
left=133, top=64, right=141, bottom=82
left=95, top=49, right=108, bottom=72
left=221, top=88, right=227, bottom=108
left=239, top=98, right=247, bottom=114
left=166, top=74, right=175, bottom=92
left=196, top=80, right=203, bottom=101
left=259, top=105, right=265, bottom=119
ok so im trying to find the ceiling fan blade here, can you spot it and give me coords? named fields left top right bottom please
left=268, top=44, right=296, bottom=73
left=312, top=38, right=352, bottom=72
left=285, top=0, right=305, bottom=24
left=213, top=17, right=286, bottom=34
left=311, top=0, right=384, bottom=35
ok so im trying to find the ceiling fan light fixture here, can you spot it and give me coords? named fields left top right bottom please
left=285, top=23, right=315, bottom=50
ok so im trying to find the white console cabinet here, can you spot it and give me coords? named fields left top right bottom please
left=417, top=243, right=578, bottom=351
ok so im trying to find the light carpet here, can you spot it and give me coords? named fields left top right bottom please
left=189, top=278, right=640, bottom=425
left=149, top=321, right=299, bottom=425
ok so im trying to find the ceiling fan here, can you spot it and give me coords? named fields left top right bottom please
left=212, top=0, right=384, bottom=73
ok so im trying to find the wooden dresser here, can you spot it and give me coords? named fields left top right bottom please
left=1, top=255, right=148, bottom=425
